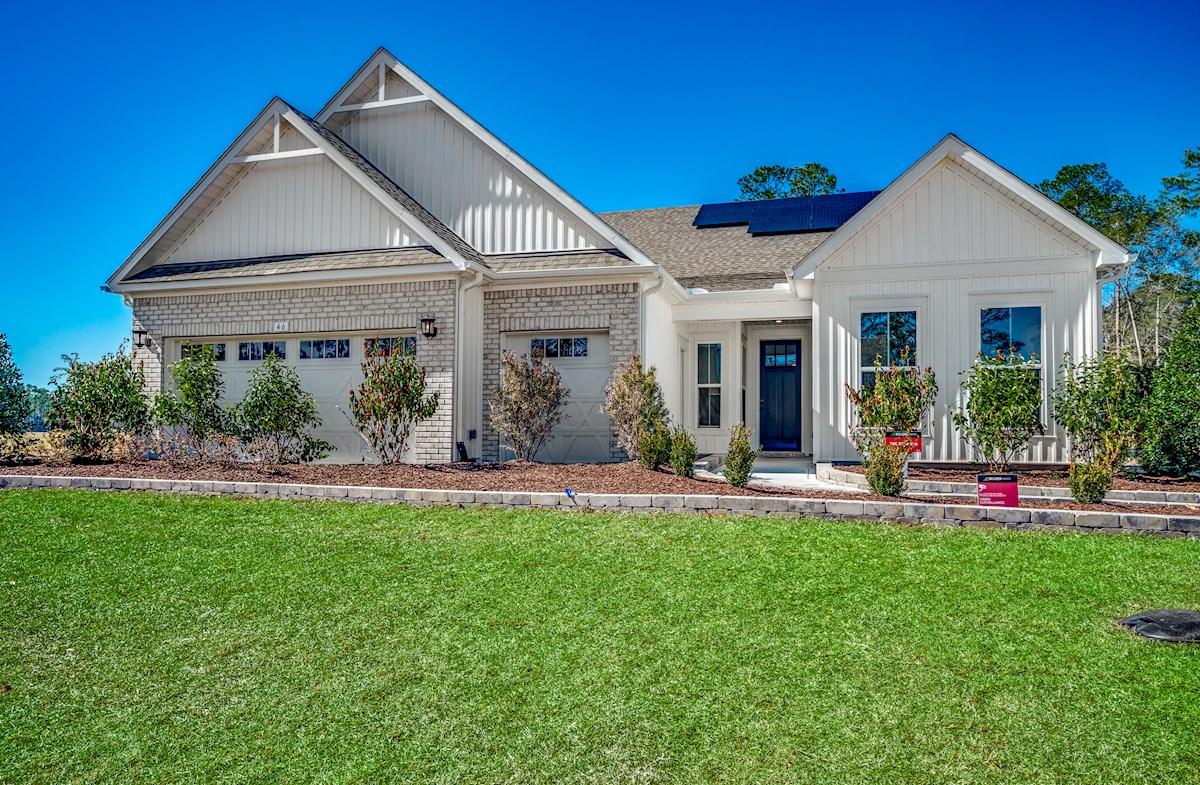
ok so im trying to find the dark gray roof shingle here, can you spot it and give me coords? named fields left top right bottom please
left=127, top=247, right=446, bottom=282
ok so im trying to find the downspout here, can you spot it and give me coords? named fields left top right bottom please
left=455, top=268, right=486, bottom=458
left=639, top=272, right=665, bottom=358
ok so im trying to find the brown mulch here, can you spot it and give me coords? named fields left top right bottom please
left=839, top=462, right=1200, bottom=493
left=3, top=459, right=1199, bottom=518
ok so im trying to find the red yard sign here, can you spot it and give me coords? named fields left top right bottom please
left=884, top=430, right=922, bottom=454
left=977, top=474, right=1019, bottom=508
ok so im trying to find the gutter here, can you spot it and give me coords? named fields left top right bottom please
left=490, top=264, right=662, bottom=282
left=639, top=272, right=665, bottom=357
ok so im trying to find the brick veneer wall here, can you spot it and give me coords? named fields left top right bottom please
left=481, top=282, right=640, bottom=461
left=130, top=279, right=458, bottom=463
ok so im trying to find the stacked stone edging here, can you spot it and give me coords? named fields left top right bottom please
left=816, top=463, right=1200, bottom=505
left=2, top=474, right=1198, bottom=539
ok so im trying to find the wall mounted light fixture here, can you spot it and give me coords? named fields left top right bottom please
left=420, top=316, right=438, bottom=339
left=133, top=329, right=153, bottom=349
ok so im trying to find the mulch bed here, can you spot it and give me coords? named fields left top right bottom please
left=838, top=463, right=1200, bottom=493
left=3, top=460, right=1199, bottom=518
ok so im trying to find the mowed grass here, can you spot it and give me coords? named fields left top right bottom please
left=1, top=491, right=1198, bottom=784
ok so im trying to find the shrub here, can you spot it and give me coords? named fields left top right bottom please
left=953, top=353, right=1043, bottom=471
left=637, top=417, right=671, bottom=470
left=602, top=354, right=668, bottom=461
left=0, top=433, right=31, bottom=464
left=1142, top=305, right=1200, bottom=476
left=49, top=345, right=150, bottom=460
left=234, top=354, right=329, bottom=464
left=724, top=422, right=760, bottom=488
left=40, top=430, right=76, bottom=467
left=489, top=351, right=570, bottom=461
left=1051, top=352, right=1141, bottom=500
left=844, top=351, right=937, bottom=496
left=152, top=343, right=235, bottom=461
left=0, top=334, right=30, bottom=436
left=866, top=441, right=910, bottom=497
left=669, top=425, right=698, bottom=477
left=348, top=344, right=440, bottom=463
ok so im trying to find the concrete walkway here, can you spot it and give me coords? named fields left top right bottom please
left=700, top=456, right=863, bottom=493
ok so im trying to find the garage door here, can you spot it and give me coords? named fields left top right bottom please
left=501, top=331, right=613, bottom=463
left=171, top=335, right=415, bottom=463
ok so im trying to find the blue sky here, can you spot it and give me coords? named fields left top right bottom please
left=0, top=0, right=1195, bottom=386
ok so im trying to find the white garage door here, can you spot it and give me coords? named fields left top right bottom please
left=501, top=331, right=613, bottom=463
left=170, top=335, right=415, bottom=463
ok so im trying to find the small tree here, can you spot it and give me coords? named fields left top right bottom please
left=152, top=343, right=234, bottom=460
left=602, top=354, right=668, bottom=460
left=234, top=354, right=328, bottom=464
left=669, top=425, right=698, bottom=478
left=1052, top=352, right=1142, bottom=501
left=637, top=418, right=671, bottom=470
left=489, top=351, right=570, bottom=461
left=724, top=422, right=760, bottom=488
left=953, top=353, right=1043, bottom=471
left=49, top=344, right=150, bottom=460
left=844, top=351, right=938, bottom=495
left=1141, top=304, right=1200, bottom=476
left=347, top=345, right=440, bottom=463
left=0, top=334, right=30, bottom=436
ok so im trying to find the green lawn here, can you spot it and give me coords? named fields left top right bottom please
left=1, top=491, right=1198, bottom=784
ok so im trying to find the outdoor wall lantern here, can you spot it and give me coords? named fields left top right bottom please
left=420, top=316, right=438, bottom=339
left=133, top=329, right=153, bottom=350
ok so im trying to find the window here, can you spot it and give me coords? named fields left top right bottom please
left=238, top=341, right=286, bottom=361
left=182, top=342, right=225, bottom=361
left=697, top=343, right=721, bottom=428
left=299, top=338, right=350, bottom=360
left=365, top=336, right=417, bottom=356
left=530, top=336, right=588, bottom=358
left=981, top=306, right=1042, bottom=362
left=763, top=343, right=797, bottom=367
left=860, top=311, right=917, bottom=387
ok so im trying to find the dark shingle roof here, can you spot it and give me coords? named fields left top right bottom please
left=127, top=247, right=446, bottom=282
left=599, top=205, right=832, bottom=290
left=286, top=104, right=484, bottom=267
left=486, top=249, right=632, bottom=273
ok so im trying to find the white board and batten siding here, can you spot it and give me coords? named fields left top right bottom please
left=337, top=104, right=607, bottom=255
left=812, top=159, right=1102, bottom=463
left=165, top=152, right=425, bottom=265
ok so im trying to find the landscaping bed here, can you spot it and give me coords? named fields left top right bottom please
left=839, top=461, right=1200, bottom=493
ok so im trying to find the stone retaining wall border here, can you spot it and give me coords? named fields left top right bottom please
left=2, top=475, right=1199, bottom=539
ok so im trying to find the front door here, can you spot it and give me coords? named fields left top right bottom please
left=760, top=340, right=801, bottom=451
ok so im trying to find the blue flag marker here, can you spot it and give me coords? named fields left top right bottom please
left=564, top=488, right=580, bottom=508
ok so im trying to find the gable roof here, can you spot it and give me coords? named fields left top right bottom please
left=599, top=205, right=831, bottom=291
left=315, top=48, right=656, bottom=267
left=108, top=98, right=481, bottom=290
left=790, top=134, right=1133, bottom=279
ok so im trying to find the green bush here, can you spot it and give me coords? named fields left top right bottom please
left=1051, top=352, right=1141, bottom=500
left=0, top=433, right=31, bottom=464
left=235, top=354, right=329, bottom=464
left=349, top=344, right=440, bottom=463
left=602, top=354, right=668, bottom=461
left=865, top=442, right=909, bottom=497
left=488, top=352, right=569, bottom=461
left=637, top=417, right=671, bottom=469
left=953, top=353, right=1043, bottom=471
left=1068, top=460, right=1114, bottom=504
left=0, top=334, right=30, bottom=437
left=1142, top=305, right=1200, bottom=476
left=49, top=345, right=150, bottom=460
left=669, top=425, right=698, bottom=477
left=724, top=422, right=760, bottom=488
left=152, top=343, right=236, bottom=461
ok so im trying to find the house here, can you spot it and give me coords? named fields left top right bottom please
left=106, top=48, right=1132, bottom=464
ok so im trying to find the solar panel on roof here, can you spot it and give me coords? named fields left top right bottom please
left=693, top=201, right=756, bottom=227
left=749, top=191, right=881, bottom=234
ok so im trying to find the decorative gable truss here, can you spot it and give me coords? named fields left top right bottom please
left=109, top=98, right=473, bottom=289
left=316, top=49, right=656, bottom=263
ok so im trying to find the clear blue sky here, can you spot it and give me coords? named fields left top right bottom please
left=1, top=0, right=1195, bottom=387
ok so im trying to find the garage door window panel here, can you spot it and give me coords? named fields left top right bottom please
left=238, top=341, right=286, bottom=361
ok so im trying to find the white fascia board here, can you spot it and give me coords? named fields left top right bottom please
left=790, top=134, right=1132, bottom=279
left=315, top=49, right=658, bottom=268
left=108, top=262, right=465, bottom=296
left=107, top=97, right=294, bottom=290
left=490, top=264, right=662, bottom=282
left=674, top=290, right=813, bottom=322
left=280, top=107, right=469, bottom=269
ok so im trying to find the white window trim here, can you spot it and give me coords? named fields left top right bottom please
left=697, top=342, right=722, bottom=429
left=852, top=298, right=928, bottom=388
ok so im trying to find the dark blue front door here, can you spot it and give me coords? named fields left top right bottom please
left=760, top=340, right=801, bottom=451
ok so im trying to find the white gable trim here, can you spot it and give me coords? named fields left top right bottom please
left=315, top=48, right=657, bottom=267
left=791, top=134, right=1132, bottom=280
left=108, top=98, right=470, bottom=292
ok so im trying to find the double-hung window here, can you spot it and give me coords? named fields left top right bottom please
left=859, top=311, right=917, bottom=387
left=697, top=343, right=721, bottom=428
left=980, top=306, right=1042, bottom=364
